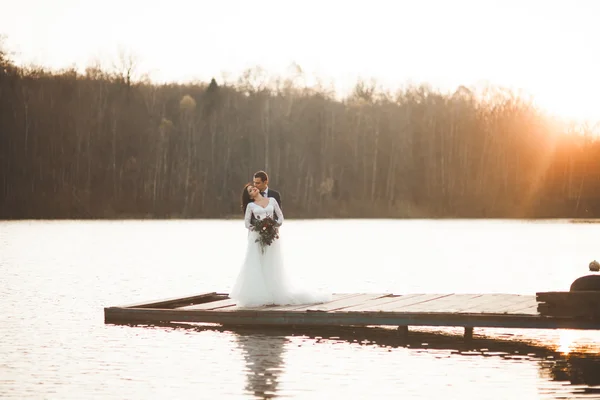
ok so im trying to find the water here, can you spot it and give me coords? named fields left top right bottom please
left=2, top=219, right=600, bottom=399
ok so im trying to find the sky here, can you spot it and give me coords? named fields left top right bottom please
left=1, top=0, right=599, bottom=122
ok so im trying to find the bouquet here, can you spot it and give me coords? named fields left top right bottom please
left=252, top=215, right=280, bottom=253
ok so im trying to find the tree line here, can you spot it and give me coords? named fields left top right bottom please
left=1, top=47, right=599, bottom=219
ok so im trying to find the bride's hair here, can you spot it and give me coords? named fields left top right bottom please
left=241, top=183, right=254, bottom=213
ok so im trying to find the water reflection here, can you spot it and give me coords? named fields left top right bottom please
left=142, top=322, right=560, bottom=356
left=103, top=322, right=600, bottom=398
left=234, top=334, right=287, bottom=399
left=541, top=355, right=600, bottom=388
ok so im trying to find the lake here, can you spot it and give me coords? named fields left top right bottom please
left=2, top=219, right=600, bottom=399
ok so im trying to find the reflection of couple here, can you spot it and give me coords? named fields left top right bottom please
left=236, top=334, right=286, bottom=399
left=230, top=170, right=331, bottom=307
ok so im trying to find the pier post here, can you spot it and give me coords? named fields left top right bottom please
left=464, top=326, right=473, bottom=340
left=396, top=325, right=409, bottom=338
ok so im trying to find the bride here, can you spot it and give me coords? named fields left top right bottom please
left=230, top=183, right=331, bottom=307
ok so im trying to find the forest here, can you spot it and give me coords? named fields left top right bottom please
left=1, top=44, right=599, bottom=220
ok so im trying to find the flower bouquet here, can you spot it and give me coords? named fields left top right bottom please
left=252, top=215, right=279, bottom=253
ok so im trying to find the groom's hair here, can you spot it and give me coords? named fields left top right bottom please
left=253, top=170, right=268, bottom=182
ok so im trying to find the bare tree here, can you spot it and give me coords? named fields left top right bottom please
left=1, top=57, right=600, bottom=219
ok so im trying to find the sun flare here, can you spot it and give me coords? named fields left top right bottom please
left=557, top=330, right=577, bottom=355
left=530, top=84, right=600, bottom=126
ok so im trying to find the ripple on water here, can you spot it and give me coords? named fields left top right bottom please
left=2, top=220, right=600, bottom=399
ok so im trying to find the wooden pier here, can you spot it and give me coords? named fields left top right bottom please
left=104, top=292, right=600, bottom=337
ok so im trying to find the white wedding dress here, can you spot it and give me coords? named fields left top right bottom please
left=230, top=198, right=331, bottom=307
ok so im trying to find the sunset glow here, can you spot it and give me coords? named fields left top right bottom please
left=1, top=0, right=599, bottom=123
left=557, top=330, right=576, bottom=355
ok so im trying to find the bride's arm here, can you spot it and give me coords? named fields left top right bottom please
left=272, top=199, right=284, bottom=226
left=244, top=204, right=253, bottom=230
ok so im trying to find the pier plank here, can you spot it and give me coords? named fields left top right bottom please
left=438, top=294, right=518, bottom=313
left=344, top=293, right=436, bottom=311
left=425, top=294, right=486, bottom=310
left=463, top=295, right=536, bottom=314
left=506, top=304, right=539, bottom=315
left=393, top=294, right=485, bottom=312
left=116, top=292, right=220, bottom=309
left=240, top=293, right=362, bottom=312
left=537, top=291, right=600, bottom=318
left=490, top=298, right=540, bottom=314
left=180, top=298, right=237, bottom=311
left=302, top=293, right=392, bottom=312
left=104, top=291, right=600, bottom=331
left=104, top=306, right=600, bottom=330
left=369, top=294, right=455, bottom=312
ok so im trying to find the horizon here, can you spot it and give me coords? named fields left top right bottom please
left=1, top=0, right=599, bottom=123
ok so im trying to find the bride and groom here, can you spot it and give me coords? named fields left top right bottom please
left=230, top=170, right=331, bottom=307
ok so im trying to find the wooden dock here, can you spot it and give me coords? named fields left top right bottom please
left=104, top=292, right=600, bottom=337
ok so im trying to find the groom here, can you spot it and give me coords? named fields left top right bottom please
left=253, top=170, right=282, bottom=209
